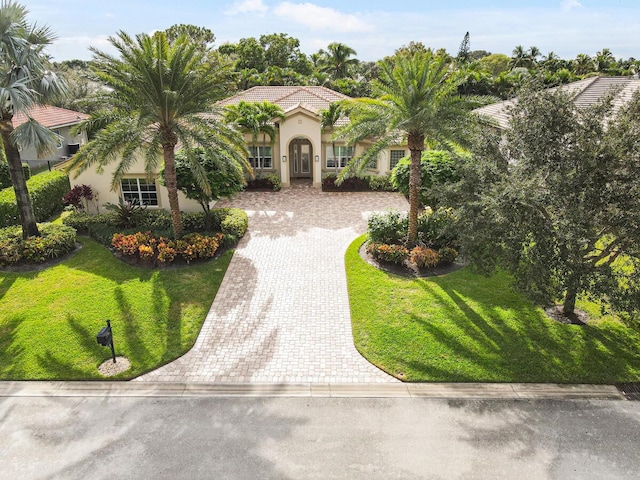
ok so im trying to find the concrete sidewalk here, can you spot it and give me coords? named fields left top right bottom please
left=0, top=381, right=625, bottom=399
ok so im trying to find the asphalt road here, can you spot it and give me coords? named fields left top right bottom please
left=2, top=396, right=639, bottom=479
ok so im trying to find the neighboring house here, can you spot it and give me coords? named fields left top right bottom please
left=475, top=76, right=640, bottom=129
left=218, top=86, right=407, bottom=188
left=13, top=105, right=89, bottom=170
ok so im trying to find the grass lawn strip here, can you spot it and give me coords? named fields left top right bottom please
left=347, top=235, right=640, bottom=383
left=0, top=236, right=232, bottom=380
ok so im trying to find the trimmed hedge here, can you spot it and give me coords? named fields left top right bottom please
left=64, top=207, right=248, bottom=246
left=322, top=173, right=395, bottom=192
left=0, top=223, right=76, bottom=266
left=0, top=170, right=70, bottom=227
left=0, top=161, right=31, bottom=189
left=246, top=173, right=282, bottom=192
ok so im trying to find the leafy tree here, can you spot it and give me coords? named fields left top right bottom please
left=0, top=0, right=67, bottom=238
left=51, top=60, right=102, bottom=114
left=478, top=53, right=510, bottom=76
left=165, top=24, right=215, bottom=47
left=163, top=147, right=245, bottom=219
left=68, top=31, right=248, bottom=239
left=336, top=50, right=485, bottom=246
left=390, top=150, right=460, bottom=208
left=450, top=83, right=640, bottom=317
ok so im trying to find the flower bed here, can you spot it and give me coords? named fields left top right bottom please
left=111, top=231, right=225, bottom=267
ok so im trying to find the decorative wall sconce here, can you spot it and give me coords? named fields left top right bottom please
left=282, top=155, right=287, bottom=163
left=315, top=155, right=320, bottom=163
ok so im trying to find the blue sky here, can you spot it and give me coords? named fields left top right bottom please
left=29, top=0, right=639, bottom=62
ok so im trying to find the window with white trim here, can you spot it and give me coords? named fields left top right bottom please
left=121, top=178, right=158, bottom=206
left=389, top=149, right=406, bottom=170
left=249, top=146, right=272, bottom=169
left=326, top=145, right=353, bottom=169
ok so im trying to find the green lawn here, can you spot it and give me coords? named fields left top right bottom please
left=347, top=235, right=640, bottom=383
left=0, top=237, right=232, bottom=380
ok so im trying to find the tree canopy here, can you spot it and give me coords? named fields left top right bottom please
left=450, top=83, right=640, bottom=318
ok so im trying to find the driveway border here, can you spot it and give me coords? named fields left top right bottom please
left=0, top=381, right=624, bottom=400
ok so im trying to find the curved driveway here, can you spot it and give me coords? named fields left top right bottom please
left=136, top=183, right=408, bottom=383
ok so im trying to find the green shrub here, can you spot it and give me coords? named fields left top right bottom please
left=391, top=150, right=459, bottom=207
left=0, top=223, right=76, bottom=266
left=410, top=246, right=440, bottom=268
left=0, top=170, right=70, bottom=227
left=417, top=207, right=459, bottom=250
left=367, top=210, right=407, bottom=245
left=211, top=208, right=248, bottom=238
left=265, top=173, right=281, bottom=191
left=63, top=211, right=115, bottom=233
left=182, top=211, right=208, bottom=232
left=136, top=209, right=173, bottom=230
left=0, top=162, right=31, bottom=189
left=246, top=174, right=281, bottom=191
left=367, top=174, right=395, bottom=192
left=366, top=242, right=409, bottom=264
left=437, top=246, right=459, bottom=265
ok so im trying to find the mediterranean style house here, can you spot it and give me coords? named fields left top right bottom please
left=217, top=86, right=405, bottom=188
left=66, top=86, right=410, bottom=213
left=14, top=105, right=89, bottom=170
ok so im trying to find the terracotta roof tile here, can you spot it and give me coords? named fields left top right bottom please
left=474, top=76, right=640, bottom=129
left=12, top=105, right=89, bottom=129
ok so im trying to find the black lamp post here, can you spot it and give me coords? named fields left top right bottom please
left=96, top=319, right=116, bottom=363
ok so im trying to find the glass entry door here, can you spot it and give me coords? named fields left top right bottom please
left=290, top=138, right=312, bottom=178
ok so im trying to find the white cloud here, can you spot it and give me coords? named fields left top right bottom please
left=561, top=0, right=583, bottom=12
left=273, top=2, right=372, bottom=33
left=225, top=0, right=268, bottom=16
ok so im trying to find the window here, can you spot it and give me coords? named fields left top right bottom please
left=249, top=146, right=272, bottom=169
left=326, top=145, right=353, bottom=169
left=121, top=178, right=158, bottom=206
left=389, top=149, right=406, bottom=170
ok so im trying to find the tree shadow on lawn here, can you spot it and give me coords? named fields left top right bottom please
left=393, top=276, right=640, bottom=383
left=0, top=315, right=27, bottom=379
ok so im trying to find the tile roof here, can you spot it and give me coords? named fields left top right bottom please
left=218, top=86, right=349, bottom=114
left=13, top=105, right=89, bottom=129
left=474, top=76, right=640, bottom=129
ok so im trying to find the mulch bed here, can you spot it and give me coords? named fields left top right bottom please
left=544, top=305, right=590, bottom=326
left=0, top=243, right=83, bottom=273
left=358, top=242, right=464, bottom=278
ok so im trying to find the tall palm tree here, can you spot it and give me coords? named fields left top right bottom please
left=319, top=42, right=359, bottom=80
left=336, top=50, right=485, bottom=246
left=224, top=101, right=260, bottom=170
left=255, top=101, right=285, bottom=178
left=319, top=103, right=342, bottom=174
left=68, top=31, right=249, bottom=239
left=0, top=0, right=67, bottom=238
left=509, top=45, right=528, bottom=69
left=573, top=53, right=594, bottom=75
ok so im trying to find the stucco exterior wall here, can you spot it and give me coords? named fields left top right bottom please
left=69, top=156, right=203, bottom=215
left=21, top=126, right=87, bottom=169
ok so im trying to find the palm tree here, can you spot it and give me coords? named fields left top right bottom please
left=255, top=101, right=285, bottom=178
left=0, top=1, right=67, bottom=238
left=509, top=45, right=528, bottom=69
left=336, top=50, right=485, bottom=246
left=224, top=101, right=260, bottom=170
left=68, top=31, right=248, bottom=239
left=319, top=103, right=342, bottom=174
left=573, top=53, right=594, bottom=75
left=319, top=42, right=359, bottom=80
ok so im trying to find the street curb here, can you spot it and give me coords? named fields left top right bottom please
left=0, top=381, right=625, bottom=400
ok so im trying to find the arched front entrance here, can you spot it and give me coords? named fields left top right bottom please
left=289, top=137, right=312, bottom=179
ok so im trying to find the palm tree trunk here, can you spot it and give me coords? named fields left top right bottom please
left=407, top=132, right=424, bottom=247
left=162, top=144, right=184, bottom=239
left=333, top=142, right=337, bottom=174
left=0, top=118, right=39, bottom=239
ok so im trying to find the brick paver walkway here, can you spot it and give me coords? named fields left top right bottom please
left=136, top=182, right=408, bottom=383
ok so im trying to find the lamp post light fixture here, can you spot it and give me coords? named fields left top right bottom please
left=96, top=319, right=117, bottom=363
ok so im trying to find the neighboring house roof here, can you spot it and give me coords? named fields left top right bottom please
left=475, top=76, right=640, bottom=129
left=218, top=86, right=350, bottom=125
left=13, top=105, right=89, bottom=129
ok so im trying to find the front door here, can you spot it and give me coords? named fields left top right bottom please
left=289, top=138, right=312, bottom=179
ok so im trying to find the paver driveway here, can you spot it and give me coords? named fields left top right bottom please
left=136, top=182, right=408, bottom=383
